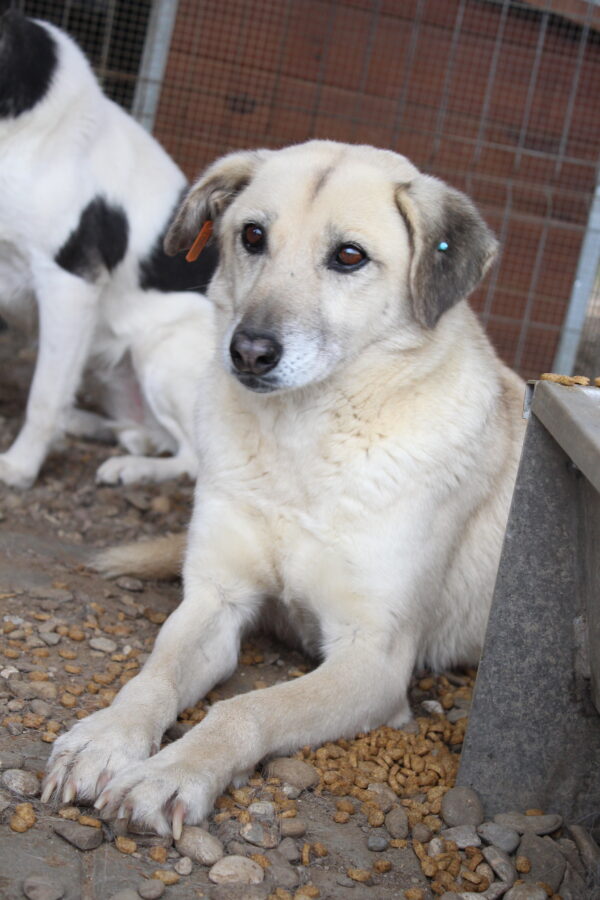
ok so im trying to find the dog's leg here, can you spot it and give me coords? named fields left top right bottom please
left=0, top=265, right=100, bottom=488
left=42, top=504, right=267, bottom=815
left=94, top=301, right=210, bottom=485
left=62, top=408, right=115, bottom=443
left=90, top=625, right=417, bottom=836
left=95, top=449, right=197, bottom=485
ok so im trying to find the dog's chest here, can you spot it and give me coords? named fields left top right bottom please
left=206, top=391, right=414, bottom=598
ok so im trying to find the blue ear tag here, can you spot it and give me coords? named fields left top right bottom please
left=437, top=241, right=449, bottom=252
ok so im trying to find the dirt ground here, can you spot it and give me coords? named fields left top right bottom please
left=0, top=329, right=447, bottom=899
left=1, top=329, right=591, bottom=900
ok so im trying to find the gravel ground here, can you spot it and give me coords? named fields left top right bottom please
left=1, top=329, right=599, bottom=900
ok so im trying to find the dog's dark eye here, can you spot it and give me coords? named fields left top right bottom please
left=330, top=243, right=368, bottom=272
left=242, top=223, right=266, bottom=253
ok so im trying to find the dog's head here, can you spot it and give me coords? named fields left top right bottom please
left=166, top=141, right=498, bottom=394
left=0, top=7, right=97, bottom=121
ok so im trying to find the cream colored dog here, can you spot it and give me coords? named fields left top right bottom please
left=44, top=141, right=525, bottom=837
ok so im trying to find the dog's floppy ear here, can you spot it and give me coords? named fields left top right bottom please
left=395, top=176, right=498, bottom=329
left=164, top=149, right=269, bottom=256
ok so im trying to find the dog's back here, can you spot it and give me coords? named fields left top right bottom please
left=0, top=10, right=215, bottom=317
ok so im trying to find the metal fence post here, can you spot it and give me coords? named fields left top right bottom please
left=553, top=179, right=600, bottom=375
left=132, top=0, right=180, bottom=133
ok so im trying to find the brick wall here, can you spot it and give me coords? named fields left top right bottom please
left=153, top=0, right=600, bottom=379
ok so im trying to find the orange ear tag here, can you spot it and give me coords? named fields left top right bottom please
left=185, top=220, right=213, bottom=262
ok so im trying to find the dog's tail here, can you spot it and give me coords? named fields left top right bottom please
left=92, top=533, right=186, bottom=580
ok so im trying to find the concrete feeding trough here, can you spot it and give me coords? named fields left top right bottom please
left=457, top=380, right=600, bottom=820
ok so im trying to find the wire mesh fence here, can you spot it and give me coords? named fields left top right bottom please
left=16, top=0, right=600, bottom=380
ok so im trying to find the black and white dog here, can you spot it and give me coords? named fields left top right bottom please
left=0, top=8, right=216, bottom=488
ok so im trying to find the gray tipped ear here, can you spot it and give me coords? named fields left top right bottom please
left=164, top=149, right=269, bottom=256
left=395, top=176, right=498, bottom=329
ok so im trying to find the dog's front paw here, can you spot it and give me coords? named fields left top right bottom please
left=42, top=707, right=154, bottom=805
left=96, top=455, right=157, bottom=485
left=95, top=744, right=225, bottom=838
left=0, top=454, right=37, bottom=489
left=96, top=454, right=176, bottom=485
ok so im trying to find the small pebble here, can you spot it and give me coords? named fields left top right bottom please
left=504, top=886, right=548, bottom=900
left=174, top=856, right=193, bottom=875
left=367, top=833, right=389, bottom=852
left=281, top=783, right=301, bottom=799
left=441, top=825, right=481, bottom=848
left=441, top=786, right=484, bottom=827
left=384, top=806, right=408, bottom=839
left=263, top=849, right=299, bottom=888
left=0, top=750, right=25, bottom=769
left=241, top=821, right=279, bottom=849
left=478, top=821, right=520, bottom=854
left=265, top=758, right=319, bottom=791
left=280, top=818, right=306, bottom=838
left=365, top=783, right=397, bottom=813
left=40, top=633, right=61, bottom=646
left=278, top=837, right=300, bottom=863
left=22, top=875, right=65, bottom=900
left=422, top=699, right=444, bottom=715
left=137, top=880, right=165, bottom=900
left=208, top=855, right=264, bottom=884
left=2, top=768, right=39, bottom=796
left=89, top=637, right=117, bottom=654
left=428, top=836, right=446, bottom=857
left=116, top=576, right=144, bottom=592
left=493, top=812, right=562, bottom=835
left=482, top=844, right=517, bottom=885
left=412, top=823, right=432, bottom=843
left=517, top=832, right=566, bottom=892
left=248, top=801, right=276, bottom=819
left=53, top=820, right=103, bottom=851
left=174, top=825, right=224, bottom=864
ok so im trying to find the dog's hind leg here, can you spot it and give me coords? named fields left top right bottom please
left=0, top=263, right=100, bottom=488
left=94, top=295, right=213, bottom=485
left=62, top=408, right=115, bottom=443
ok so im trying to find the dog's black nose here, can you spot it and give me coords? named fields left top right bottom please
left=230, top=329, right=282, bottom=376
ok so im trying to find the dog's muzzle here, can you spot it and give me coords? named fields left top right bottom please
left=229, top=328, right=282, bottom=390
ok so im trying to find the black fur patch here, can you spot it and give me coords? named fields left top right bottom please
left=55, top=197, right=129, bottom=281
left=139, top=196, right=218, bottom=293
left=0, top=10, right=57, bottom=117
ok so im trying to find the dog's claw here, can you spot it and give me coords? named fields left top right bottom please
left=94, top=792, right=109, bottom=811
left=117, top=803, right=130, bottom=822
left=41, top=775, right=57, bottom=804
left=172, top=799, right=186, bottom=840
left=62, top=781, right=75, bottom=804
left=95, top=770, right=112, bottom=795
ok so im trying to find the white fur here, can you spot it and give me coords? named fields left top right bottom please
left=0, top=19, right=213, bottom=488
left=44, top=141, right=526, bottom=837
